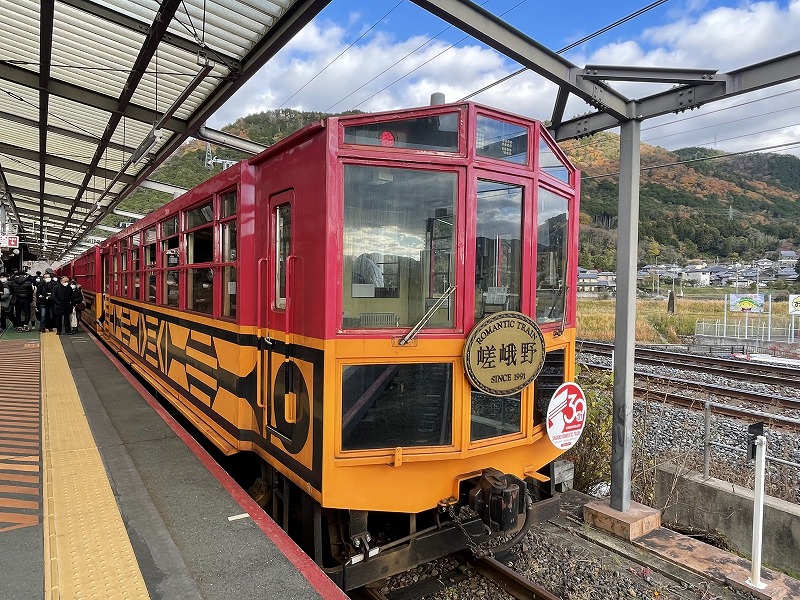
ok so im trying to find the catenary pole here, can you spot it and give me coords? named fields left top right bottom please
left=611, top=119, right=641, bottom=512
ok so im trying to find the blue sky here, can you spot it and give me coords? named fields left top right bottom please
left=210, top=0, right=800, bottom=156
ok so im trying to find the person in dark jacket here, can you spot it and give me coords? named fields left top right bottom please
left=0, top=273, right=13, bottom=330
left=52, top=275, right=73, bottom=335
left=67, top=279, right=84, bottom=334
left=37, top=271, right=56, bottom=331
left=9, top=271, right=34, bottom=332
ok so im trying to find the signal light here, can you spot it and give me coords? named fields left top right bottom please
left=380, top=131, right=395, bottom=147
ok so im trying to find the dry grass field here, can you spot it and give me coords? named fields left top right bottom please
left=577, top=297, right=737, bottom=342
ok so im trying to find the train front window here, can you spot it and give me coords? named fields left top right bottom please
left=470, top=392, right=521, bottom=441
left=538, top=134, right=570, bottom=183
left=474, top=180, right=523, bottom=319
left=536, top=188, right=569, bottom=323
left=341, top=363, right=453, bottom=450
left=342, top=165, right=456, bottom=330
left=476, top=116, right=528, bottom=164
left=344, top=112, right=459, bottom=152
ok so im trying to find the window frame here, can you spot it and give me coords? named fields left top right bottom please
left=219, top=189, right=238, bottom=320
left=339, top=105, right=468, bottom=158
left=338, top=160, right=465, bottom=334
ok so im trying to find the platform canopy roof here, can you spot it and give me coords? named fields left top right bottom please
left=0, top=0, right=331, bottom=261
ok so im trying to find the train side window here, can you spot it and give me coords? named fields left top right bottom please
left=162, top=216, right=178, bottom=237
left=185, top=201, right=213, bottom=314
left=187, top=268, right=213, bottom=314
left=144, top=226, right=157, bottom=302
left=275, top=204, right=291, bottom=310
left=162, top=235, right=180, bottom=307
left=131, top=248, right=140, bottom=300
left=119, top=240, right=129, bottom=297
left=538, top=134, right=571, bottom=184
left=536, top=188, right=569, bottom=323
left=220, top=192, right=237, bottom=318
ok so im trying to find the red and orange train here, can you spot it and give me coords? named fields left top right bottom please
left=62, top=100, right=581, bottom=589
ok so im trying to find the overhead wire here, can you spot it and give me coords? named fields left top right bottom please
left=278, top=1, right=405, bottom=109
left=555, top=85, right=800, bottom=155
left=345, top=0, right=526, bottom=111
left=582, top=140, right=800, bottom=180
left=459, top=0, right=670, bottom=102
left=323, top=5, right=475, bottom=112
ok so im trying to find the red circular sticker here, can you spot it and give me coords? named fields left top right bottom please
left=546, top=382, right=587, bottom=450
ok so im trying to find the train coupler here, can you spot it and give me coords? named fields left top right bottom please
left=468, top=468, right=527, bottom=532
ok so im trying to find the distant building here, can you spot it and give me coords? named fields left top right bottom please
left=778, top=250, right=798, bottom=268
left=682, top=265, right=713, bottom=286
left=577, top=269, right=616, bottom=295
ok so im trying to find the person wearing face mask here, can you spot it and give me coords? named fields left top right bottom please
left=9, top=270, right=33, bottom=332
left=37, top=270, right=56, bottom=332
left=67, top=279, right=84, bottom=334
left=52, top=275, right=73, bottom=335
left=0, top=273, right=13, bottom=331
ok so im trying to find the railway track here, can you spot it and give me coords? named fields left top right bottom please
left=350, top=552, right=561, bottom=600
left=578, top=340, right=800, bottom=431
left=578, top=340, right=800, bottom=388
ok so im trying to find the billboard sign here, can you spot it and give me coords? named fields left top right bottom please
left=790, top=295, right=800, bottom=315
left=729, top=294, right=764, bottom=313
left=0, top=235, right=19, bottom=248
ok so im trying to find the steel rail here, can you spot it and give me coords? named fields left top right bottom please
left=578, top=341, right=800, bottom=386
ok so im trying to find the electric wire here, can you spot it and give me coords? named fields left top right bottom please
left=558, top=86, right=800, bottom=154
left=346, top=1, right=526, bottom=111
left=459, top=0, right=670, bottom=102
left=323, top=17, right=465, bottom=111
left=278, top=1, right=405, bottom=109
left=582, top=140, right=800, bottom=180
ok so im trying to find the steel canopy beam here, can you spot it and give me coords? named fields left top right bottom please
left=0, top=142, right=134, bottom=184
left=58, top=0, right=241, bottom=70
left=139, top=179, right=188, bottom=198
left=582, top=65, right=719, bottom=84
left=64, top=0, right=333, bottom=256
left=409, top=0, right=632, bottom=121
left=0, top=62, right=187, bottom=133
left=555, top=48, right=800, bottom=140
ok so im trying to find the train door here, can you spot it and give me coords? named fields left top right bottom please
left=101, top=246, right=111, bottom=330
left=260, top=190, right=313, bottom=462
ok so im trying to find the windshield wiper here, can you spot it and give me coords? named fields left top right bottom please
left=398, top=285, right=456, bottom=346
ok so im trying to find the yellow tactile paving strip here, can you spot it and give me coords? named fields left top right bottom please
left=41, top=334, right=150, bottom=599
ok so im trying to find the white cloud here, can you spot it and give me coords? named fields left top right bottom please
left=209, top=2, right=800, bottom=157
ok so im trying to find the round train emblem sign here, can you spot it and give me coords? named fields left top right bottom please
left=463, top=311, right=546, bottom=396
left=546, top=382, right=587, bottom=450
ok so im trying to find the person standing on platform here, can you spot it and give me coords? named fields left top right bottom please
left=68, top=279, right=84, bottom=334
left=52, top=275, right=73, bottom=335
left=29, top=273, right=39, bottom=329
left=9, top=271, right=33, bottom=332
left=0, top=273, right=13, bottom=331
left=37, top=271, right=56, bottom=331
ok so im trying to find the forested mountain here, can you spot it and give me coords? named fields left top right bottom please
left=112, top=109, right=800, bottom=268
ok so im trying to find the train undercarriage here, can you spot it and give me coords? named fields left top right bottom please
left=254, top=463, right=560, bottom=591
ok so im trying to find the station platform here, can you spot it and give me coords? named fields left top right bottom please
left=0, top=326, right=346, bottom=600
